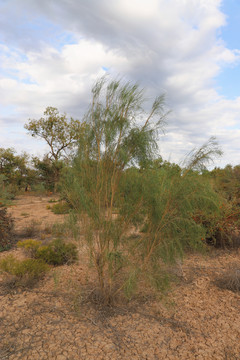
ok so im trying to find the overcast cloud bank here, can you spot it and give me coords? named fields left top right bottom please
left=0, top=0, right=240, bottom=166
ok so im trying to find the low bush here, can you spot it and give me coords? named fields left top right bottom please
left=36, top=238, right=78, bottom=265
left=17, top=239, right=42, bottom=257
left=50, top=202, right=71, bottom=215
left=193, top=201, right=240, bottom=248
left=0, top=255, right=49, bottom=286
left=17, top=238, right=78, bottom=266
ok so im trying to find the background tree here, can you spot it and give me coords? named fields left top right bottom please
left=25, top=107, right=85, bottom=190
left=0, top=148, right=29, bottom=190
left=32, top=155, right=64, bottom=192
left=209, top=164, right=240, bottom=202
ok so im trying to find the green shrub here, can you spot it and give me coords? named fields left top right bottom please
left=0, top=207, right=15, bottom=252
left=50, top=201, right=71, bottom=214
left=192, top=200, right=240, bottom=248
left=0, top=175, right=14, bottom=206
left=0, top=255, right=49, bottom=286
left=36, top=238, right=78, bottom=265
left=17, top=239, right=42, bottom=257
left=61, top=77, right=222, bottom=304
left=36, top=245, right=57, bottom=264
left=17, top=237, right=78, bottom=266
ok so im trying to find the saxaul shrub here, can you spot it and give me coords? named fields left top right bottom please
left=62, top=77, right=222, bottom=304
left=61, top=78, right=169, bottom=303
left=48, top=212, right=81, bottom=240
left=118, top=162, right=221, bottom=291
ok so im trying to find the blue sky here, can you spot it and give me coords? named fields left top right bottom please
left=221, top=0, right=240, bottom=49
left=0, top=0, right=240, bottom=167
left=217, top=0, right=240, bottom=99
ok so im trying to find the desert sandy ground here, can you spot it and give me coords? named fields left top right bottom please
left=0, top=195, right=239, bottom=360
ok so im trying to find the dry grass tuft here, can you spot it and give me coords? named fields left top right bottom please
left=214, top=263, right=240, bottom=293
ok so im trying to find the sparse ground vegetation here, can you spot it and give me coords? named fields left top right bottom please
left=50, top=201, right=71, bottom=214
left=214, top=263, right=240, bottom=293
left=0, top=177, right=239, bottom=360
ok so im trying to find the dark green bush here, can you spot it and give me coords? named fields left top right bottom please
left=0, top=175, right=14, bottom=206
left=0, top=208, right=15, bottom=252
left=36, top=238, right=78, bottom=265
left=192, top=200, right=240, bottom=248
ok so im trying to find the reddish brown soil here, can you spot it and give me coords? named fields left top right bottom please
left=8, top=194, right=65, bottom=235
left=0, top=195, right=239, bottom=360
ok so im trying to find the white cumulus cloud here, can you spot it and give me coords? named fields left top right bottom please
left=0, top=0, right=240, bottom=166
